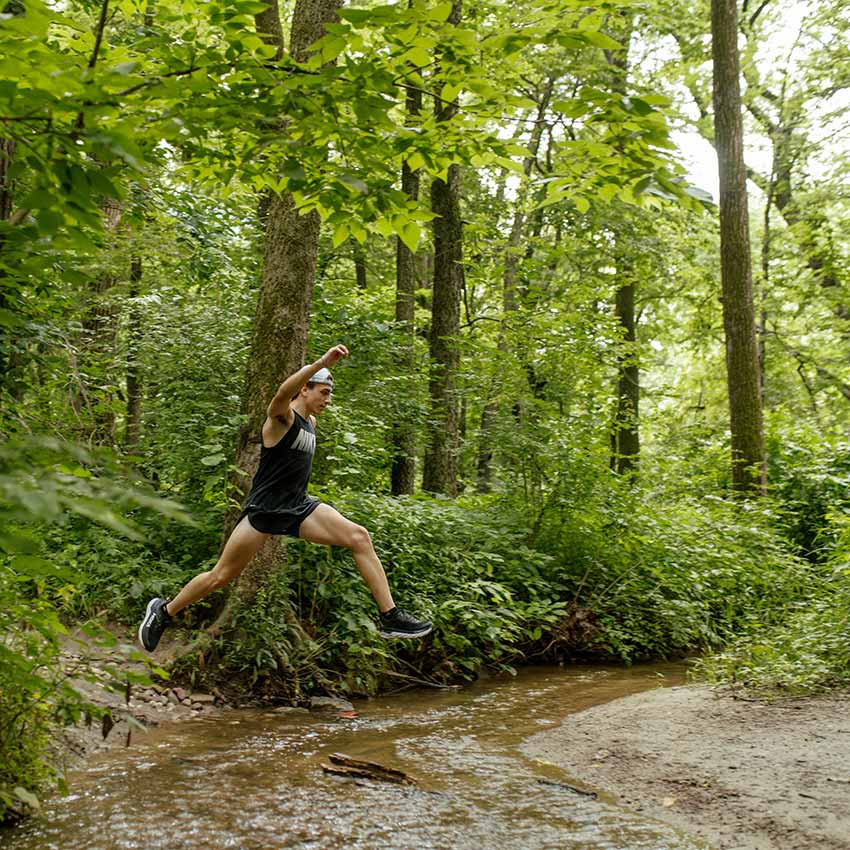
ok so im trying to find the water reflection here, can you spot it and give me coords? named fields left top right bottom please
left=1, top=664, right=705, bottom=850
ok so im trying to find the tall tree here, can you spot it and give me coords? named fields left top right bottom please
left=391, top=69, right=422, bottom=496
left=233, top=0, right=343, bottom=514
left=710, top=0, right=766, bottom=493
left=422, top=0, right=463, bottom=496
left=70, top=198, right=123, bottom=444
left=606, top=13, right=640, bottom=475
left=220, top=0, right=342, bottom=609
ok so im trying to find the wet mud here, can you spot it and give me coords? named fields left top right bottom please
left=524, top=684, right=850, bottom=850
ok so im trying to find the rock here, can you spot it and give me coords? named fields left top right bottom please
left=309, top=696, right=355, bottom=712
left=190, top=693, right=216, bottom=704
left=172, top=687, right=188, bottom=701
left=269, top=706, right=311, bottom=715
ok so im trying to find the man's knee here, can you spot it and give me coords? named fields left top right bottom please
left=208, top=563, right=239, bottom=591
left=348, top=524, right=372, bottom=552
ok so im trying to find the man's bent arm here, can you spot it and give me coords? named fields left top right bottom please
left=266, top=344, right=348, bottom=420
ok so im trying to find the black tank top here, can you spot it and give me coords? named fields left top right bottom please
left=244, top=410, right=317, bottom=516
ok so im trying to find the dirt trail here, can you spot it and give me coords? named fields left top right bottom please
left=523, top=684, right=850, bottom=850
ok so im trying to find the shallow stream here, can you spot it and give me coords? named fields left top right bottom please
left=1, top=663, right=705, bottom=850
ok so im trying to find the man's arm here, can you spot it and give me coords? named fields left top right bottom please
left=266, top=344, right=349, bottom=421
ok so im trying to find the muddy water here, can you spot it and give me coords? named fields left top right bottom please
left=1, top=663, right=705, bottom=850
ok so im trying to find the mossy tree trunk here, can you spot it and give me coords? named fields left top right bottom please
left=221, top=0, right=342, bottom=608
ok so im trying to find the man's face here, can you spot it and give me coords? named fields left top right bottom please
left=302, top=383, right=333, bottom=415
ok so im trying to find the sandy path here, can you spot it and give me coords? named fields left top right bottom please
left=522, top=684, right=850, bottom=850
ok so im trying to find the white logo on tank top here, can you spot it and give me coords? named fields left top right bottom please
left=291, top=428, right=316, bottom=454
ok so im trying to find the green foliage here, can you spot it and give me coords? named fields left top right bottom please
left=192, top=492, right=568, bottom=695
left=693, top=518, right=850, bottom=696
left=765, top=417, right=850, bottom=561
left=184, top=484, right=804, bottom=695
left=0, top=436, right=184, bottom=822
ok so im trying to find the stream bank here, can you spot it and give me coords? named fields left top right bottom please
left=523, top=684, right=850, bottom=850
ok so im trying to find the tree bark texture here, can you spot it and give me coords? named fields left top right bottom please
left=354, top=243, right=367, bottom=290
left=422, top=1, right=464, bottom=495
left=610, top=273, right=639, bottom=473
left=711, top=0, right=766, bottom=494
left=423, top=160, right=462, bottom=495
left=391, top=69, right=422, bottom=496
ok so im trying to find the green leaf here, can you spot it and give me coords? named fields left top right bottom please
left=579, top=30, right=621, bottom=49
left=553, top=100, right=588, bottom=119
left=332, top=222, right=350, bottom=248
left=398, top=221, right=421, bottom=252
left=372, top=218, right=394, bottom=237
left=0, top=307, right=26, bottom=328
left=349, top=220, right=367, bottom=243
left=404, top=46, right=431, bottom=67
left=442, top=82, right=461, bottom=102
left=339, top=8, right=375, bottom=25
left=573, top=196, right=590, bottom=214
left=430, top=2, right=454, bottom=22
left=339, top=174, right=369, bottom=194
left=200, top=454, right=226, bottom=466
left=18, top=189, right=56, bottom=209
left=11, top=555, right=79, bottom=581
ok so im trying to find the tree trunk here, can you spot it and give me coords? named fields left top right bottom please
left=353, top=243, right=367, bottom=291
left=610, top=270, right=639, bottom=473
left=234, top=0, right=342, bottom=507
left=224, top=0, right=342, bottom=604
left=711, top=0, right=766, bottom=494
left=125, top=254, right=143, bottom=450
left=390, top=73, right=422, bottom=496
left=423, top=161, right=462, bottom=495
left=605, top=14, right=640, bottom=475
left=422, top=0, right=463, bottom=495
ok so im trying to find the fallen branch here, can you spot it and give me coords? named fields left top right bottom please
left=537, top=778, right=598, bottom=798
left=322, top=753, right=415, bottom=785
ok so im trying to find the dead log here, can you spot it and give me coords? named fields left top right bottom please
left=321, top=753, right=415, bottom=785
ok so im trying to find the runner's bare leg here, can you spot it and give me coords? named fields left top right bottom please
left=297, top=503, right=395, bottom=612
left=165, top=517, right=270, bottom=616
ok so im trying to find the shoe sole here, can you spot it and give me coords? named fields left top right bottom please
left=138, top=598, right=160, bottom=652
left=379, top=626, right=433, bottom=639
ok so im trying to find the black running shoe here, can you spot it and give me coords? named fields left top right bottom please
left=138, top=597, right=173, bottom=652
left=378, top=607, right=432, bottom=639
